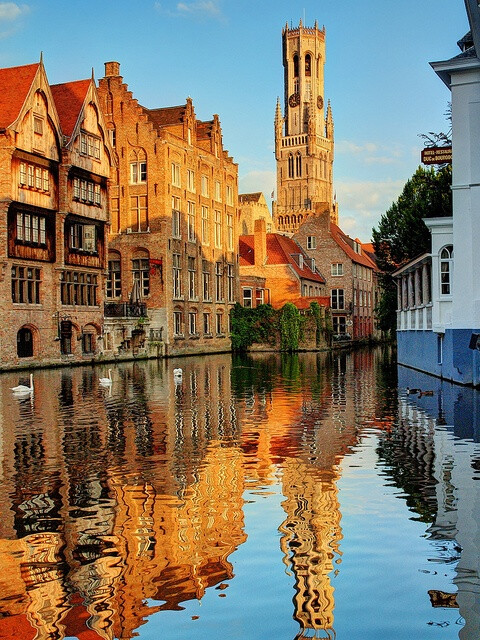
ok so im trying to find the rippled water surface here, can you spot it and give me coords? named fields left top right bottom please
left=1, top=348, right=479, bottom=639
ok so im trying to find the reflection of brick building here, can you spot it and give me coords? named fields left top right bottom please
left=97, top=63, right=239, bottom=357
left=0, top=60, right=113, bottom=369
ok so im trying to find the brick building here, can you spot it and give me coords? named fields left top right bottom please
left=0, top=59, right=113, bottom=370
left=97, top=62, right=239, bottom=357
left=294, top=214, right=378, bottom=339
left=239, top=218, right=328, bottom=309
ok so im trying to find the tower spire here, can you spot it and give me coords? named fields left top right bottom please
left=273, top=19, right=335, bottom=233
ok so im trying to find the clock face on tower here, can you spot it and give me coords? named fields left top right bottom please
left=317, top=96, right=324, bottom=109
left=289, top=93, right=300, bottom=108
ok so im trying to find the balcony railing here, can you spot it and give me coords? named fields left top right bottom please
left=104, top=302, right=147, bottom=318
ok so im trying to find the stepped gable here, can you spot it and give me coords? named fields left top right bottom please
left=0, top=62, right=39, bottom=129
left=50, top=79, right=91, bottom=138
left=330, top=223, right=377, bottom=270
left=145, top=104, right=187, bottom=129
left=239, top=232, right=325, bottom=283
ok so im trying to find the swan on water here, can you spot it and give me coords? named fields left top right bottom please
left=11, top=373, right=34, bottom=395
left=99, top=369, right=113, bottom=386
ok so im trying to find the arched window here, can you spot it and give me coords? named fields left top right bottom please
left=292, top=214, right=297, bottom=225
left=298, top=214, right=303, bottom=223
left=440, top=245, right=454, bottom=295
left=17, top=327, right=33, bottom=358
left=305, top=54, right=311, bottom=76
left=288, top=153, right=294, bottom=178
left=296, top=152, right=302, bottom=177
left=278, top=215, right=284, bottom=226
left=285, top=215, right=290, bottom=226
left=293, top=54, right=299, bottom=78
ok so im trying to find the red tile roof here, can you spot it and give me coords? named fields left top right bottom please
left=0, top=62, right=39, bottom=129
left=239, top=233, right=325, bottom=283
left=330, top=223, right=377, bottom=270
left=51, top=79, right=90, bottom=137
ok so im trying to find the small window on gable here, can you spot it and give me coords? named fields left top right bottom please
left=33, top=115, right=43, bottom=136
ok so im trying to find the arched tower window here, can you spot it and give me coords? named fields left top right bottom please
left=293, top=54, right=299, bottom=78
left=288, top=153, right=294, bottom=178
left=305, top=54, right=311, bottom=77
left=296, top=152, right=302, bottom=177
left=440, top=245, right=454, bottom=295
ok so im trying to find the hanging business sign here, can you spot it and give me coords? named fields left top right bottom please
left=421, top=146, right=452, bottom=165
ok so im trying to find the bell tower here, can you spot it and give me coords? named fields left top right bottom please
left=273, top=20, right=336, bottom=234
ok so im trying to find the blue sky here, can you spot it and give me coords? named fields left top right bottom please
left=0, top=0, right=468, bottom=241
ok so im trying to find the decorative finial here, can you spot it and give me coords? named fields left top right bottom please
left=40, top=51, right=43, bottom=64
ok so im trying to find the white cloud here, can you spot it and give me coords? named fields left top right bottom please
left=335, top=179, right=404, bottom=242
left=238, top=169, right=275, bottom=201
left=336, top=139, right=404, bottom=167
left=0, top=2, right=28, bottom=21
left=154, top=0, right=222, bottom=19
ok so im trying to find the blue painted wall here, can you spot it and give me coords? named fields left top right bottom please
left=397, top=328, right=480, bottom=386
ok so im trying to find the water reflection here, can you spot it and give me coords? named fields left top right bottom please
left=0, top=350, right=479, bottom=639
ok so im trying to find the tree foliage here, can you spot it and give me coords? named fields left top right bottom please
left=372, top=164, right=452, bottom=334
left=279, top=302, right=303, bottom=351
left=230, top=303, right=276, bottom=351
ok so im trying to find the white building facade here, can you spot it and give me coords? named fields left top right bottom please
left=396, top=2, right=480, bottom=386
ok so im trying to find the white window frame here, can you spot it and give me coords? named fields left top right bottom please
left=201, top=174, right=209, bottom=197
left=187, top=201, right=196, bottom=242
left=187, top=168, right=195, bottom=192
left=172, top=162, right=181, bottom=188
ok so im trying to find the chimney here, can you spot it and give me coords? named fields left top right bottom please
left=104, top=61, right=120, bottom=77
left=254, top=218, right=267, bottom=267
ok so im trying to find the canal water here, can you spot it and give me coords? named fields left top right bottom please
left=0, top=347, right=479, bottom=640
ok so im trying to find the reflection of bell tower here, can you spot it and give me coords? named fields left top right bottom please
left=273, top=20, right=336, bottom=234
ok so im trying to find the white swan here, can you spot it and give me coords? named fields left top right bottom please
left=99, top=369, right=113, bottom=386
left=11, top=373, right=34, bottom=395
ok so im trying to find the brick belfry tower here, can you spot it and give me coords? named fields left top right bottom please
left=273, top=20, right=336, bottom=234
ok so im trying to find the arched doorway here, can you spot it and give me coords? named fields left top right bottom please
left=17, top=327, right=33, bottom=358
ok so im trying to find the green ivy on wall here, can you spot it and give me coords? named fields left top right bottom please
left=279, top=302, right=303, bottom=352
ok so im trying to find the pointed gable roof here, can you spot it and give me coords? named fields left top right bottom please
left=50, top=78, right=91, bottom=138
left=330, top=223, right=377, bottom=270
left=0, top=62, right=39, bottom=129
